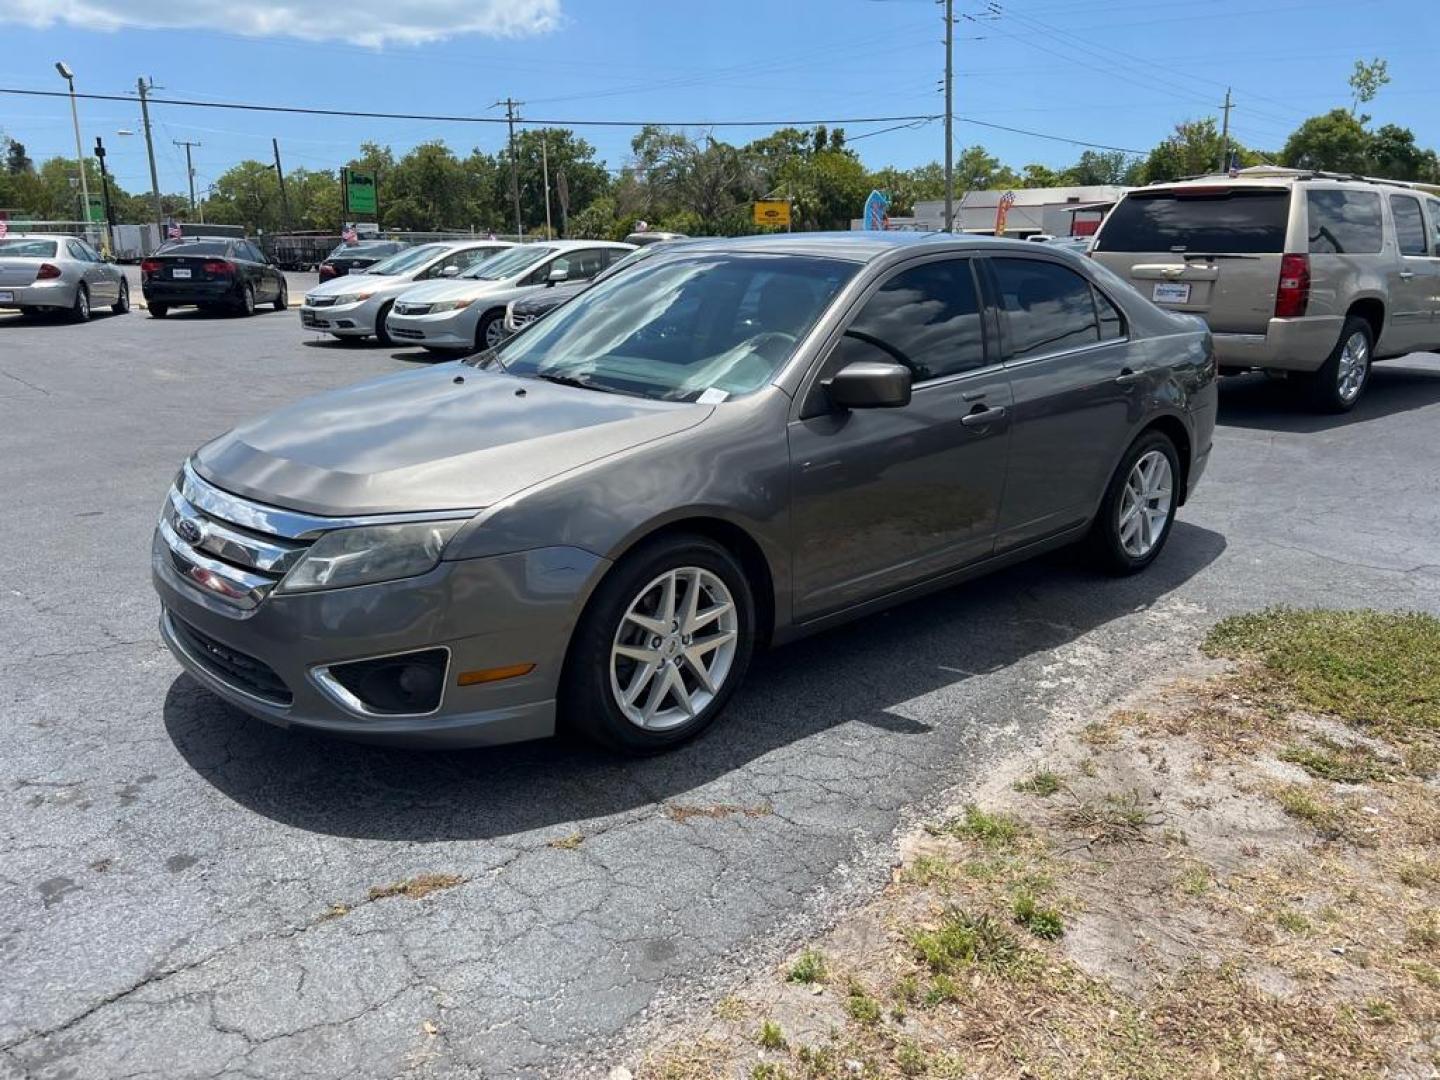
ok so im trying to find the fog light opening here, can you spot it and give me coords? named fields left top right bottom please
left=321, top=648, right=448, bottom=716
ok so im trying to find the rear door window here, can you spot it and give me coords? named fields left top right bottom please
left=991, top=257, right=1101, bottom=360
left=1307, top=189, right=1383, bottom=254
left=1391, top=195, right=1428, bottom=256
left=1427, top=199, right=1440, bottom=252
left=1095, top=189, right=1289, bottom=254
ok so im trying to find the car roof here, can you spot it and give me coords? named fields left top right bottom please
left=655, top=230, right=1065, bottom=263
left=0, top=233, right=74, bottom=242
left=529, top=239, right=635, bottom=251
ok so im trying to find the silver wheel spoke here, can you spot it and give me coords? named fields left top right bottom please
left=687, top=601, right=732, bottom=634
left=625, top=610, right=668, bottom=636
left=614, top=642, right=661, bottom=664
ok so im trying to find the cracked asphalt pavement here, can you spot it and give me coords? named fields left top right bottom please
left=3, top=271, right=1439, bottom=1078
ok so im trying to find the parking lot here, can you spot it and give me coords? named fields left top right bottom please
left=3, top=268, right=1440, bottom=1078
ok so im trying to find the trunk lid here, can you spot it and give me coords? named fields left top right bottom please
left=150, top=253, right=232, bottom=284
left=1092, top=185, right=1292, bottom=333
left=0, top=258, right=45, bottom=287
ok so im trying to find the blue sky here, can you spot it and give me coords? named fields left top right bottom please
left=2, top=0, right=1436, bottom=197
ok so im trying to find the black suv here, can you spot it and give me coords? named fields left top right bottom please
left=142, top=238, right=288, bottom=318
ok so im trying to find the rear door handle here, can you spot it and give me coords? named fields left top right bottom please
left=1115, top=369, right=1147, bottom=387
left=1399, top=270, right=1416, bottom=280
left=960, top=405, right=1006, bottom=427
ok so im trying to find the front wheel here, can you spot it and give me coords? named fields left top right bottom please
left=476, top=309, right=506, bottom=352
left=561, top=535, right=756, bottom=754
left=374, top=301, right=394, bottom=346
left=1308, top=316, right=1371, bottom=413
left=1087, top=430, right=1180, bottom=575
left=149, top=303, right=168, bottom=319
left=112, top=279, right=130, bottom=314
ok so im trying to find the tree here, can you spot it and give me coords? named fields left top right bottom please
left=1139, top=119, right=1226, bottom=183
left=954, top=145, right=1020, bottom=190
left=205, top=160, right=285, bottom=233
left=1019, top=163, right=1060, bottom=188
left=1061, top=150, right=1132, bottom=186
left=1281, top=109, right=1371, bottom=173
left=507, top=128, right=609, bottom=236
left=5, top=138, right=34, bottom=175
left=1366, top=124, right=1440, bottom=183
left=383, top=141, right=473, bottom=230
left=1349, top=57, right=1390, bottom=115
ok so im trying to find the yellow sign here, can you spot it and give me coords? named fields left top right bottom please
left=754, top=200, right=791, bottom=228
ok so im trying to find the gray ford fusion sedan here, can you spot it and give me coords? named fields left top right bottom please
left=153, top=233, right=1216, bottom=754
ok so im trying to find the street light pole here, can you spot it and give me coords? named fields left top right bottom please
left=56, top=62, right=93, bottom=240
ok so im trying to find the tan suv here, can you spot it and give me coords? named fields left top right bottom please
left=1092, top=167, right=1440, bottom=411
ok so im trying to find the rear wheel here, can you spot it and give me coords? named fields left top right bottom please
left=561, top=534, right=755, bottom=754
left=1087, top=430, right=1180, bottom=575
left=374, top=302, right=395, bottom=346
left=70, top=286, right=91, bottom=323
left=149, top=303, right=168, bottom=319
left=236, top=284, right=256, bottom=317
left=112, top=279, right=130, bottom=314
left=1308, top=315, right=1371, bottom=413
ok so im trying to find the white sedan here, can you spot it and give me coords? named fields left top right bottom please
left=386, top=241, right=635, bottom=353
left=300, top=240, right=513, bottom=345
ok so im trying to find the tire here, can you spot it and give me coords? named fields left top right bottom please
left=236, top=284, right=256, bottom=317
left=1308, top=315, right=1372, bottom=413
left=273, top=278, right=288, bottom=312
left=112, top=279, right=130, bottom=314
left=374, top=301, right=394, bottom=346
left=70, top=285, right=91, bottom=323
left=149, top=303, right=168, bottom=319
left=475, top=309, right=506, bottom=353
left=560, top=534, right=756, bottom=754
left=1087, top=429, right=1181, bottom=576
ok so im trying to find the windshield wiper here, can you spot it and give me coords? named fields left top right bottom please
left=532, top=372, right=625, bottom=395
left=464, top=346, right=511, bottom=375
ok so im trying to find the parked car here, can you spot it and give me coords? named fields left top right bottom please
left=386, top=240, right=634, bottom=353
left=317, top=240, right=409, bottom=282
left=152, top=233, right=1214, bottom=754
left=142, top=238, right=287, bottom=318
left=300, top=241, right=513, bottom=346
left=1091, top=167, right=1440, bottom=411
left=500, top=242, right=671, bottom=339
left=0, top=233, right=129, bottom=321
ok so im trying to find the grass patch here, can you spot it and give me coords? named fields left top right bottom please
left=845, top=983, right=882, bottom=1025
left=937, top=805, right=1024, bottom=848
left=1204, top=608, right=1440, bottom=735
left=1275, top=909, right=1310, bottom=933
left=1011, top=890, right=1065, bottom=940
left=1279, top=739, right=1390, bottom=784
left=910, top=909, right=1022, bottom=974
left=1174, top=863, right=1211, bottom=898
left=786, top=948, right=827, bottom=985
left=901, top=854, right=955, bottom=886
left=1013, top=769, right=1062, bottom=797
left=757, top=1018, right=785, bottom=1050
left=367, top=873, right=466, bottom=901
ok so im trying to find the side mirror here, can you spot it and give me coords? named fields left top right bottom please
left=440, top=265, right=460, bottom=277
left=547, top=266, right=568, bottom=285
left=823, top=361, right=912, bottom=410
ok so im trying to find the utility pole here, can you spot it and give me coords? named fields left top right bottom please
left=1218, top=87, right=1234, bottom=174
left=496, top=97, right=523, bottom=238
left=540, top=129, right=553, bottom=239
left=943, top=0, right=955, bottom=232
left=137, top=77, right=164, bottom=236
left=173, top=138, right=201, bottom=218
left=271, top=137, right=291, bottom=231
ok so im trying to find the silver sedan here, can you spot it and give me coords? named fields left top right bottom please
left=0, top=234, right=130, bottom=320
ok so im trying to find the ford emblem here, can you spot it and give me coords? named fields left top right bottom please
left=176, top=517, right=204, bottom=545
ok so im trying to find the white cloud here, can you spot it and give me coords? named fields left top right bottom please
left=9, top=0, right=562, bottom=47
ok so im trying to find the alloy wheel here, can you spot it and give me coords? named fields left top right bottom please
left=483, top=315, right=507, bottom=350
left=1117, top=449, right=1174, bottom=558
left=75, top=288, right=89, bottom=321
left=609, top=567, right=738, bottom=731
left=1336, top=330, right=1369, bottom=404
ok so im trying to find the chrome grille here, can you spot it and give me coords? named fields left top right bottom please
left=393, top=302, right=431, bottom=315
left=305, top=295, right=338, bottom=307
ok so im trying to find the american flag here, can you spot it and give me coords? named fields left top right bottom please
left=166, top=221, right=182, bottom=240
left=341, top=225, right=358, bottom=245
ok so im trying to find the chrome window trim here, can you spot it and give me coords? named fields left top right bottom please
left=1000, top=337, right=1128, bottom=373
left=181, top=461, right=480, bottom=541
left=309, top=645, right=451, bottom=720
left=162, top=610, right=291, bottom=708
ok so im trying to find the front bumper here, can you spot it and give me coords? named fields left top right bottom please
left=300, top=297, right=379, bottom=336
left=0, top=280, right=77, bottom=308
left=1213, top=315, right=1343, bottom=373
left=385, top=307, right=477, bottom=349
left=153, top=530, right=609, bottom=748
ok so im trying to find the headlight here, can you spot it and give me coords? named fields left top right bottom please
left=278, top=520, right=466, bottom=594
left=333, top=291, right=374, bottom=305
left=427, top=298, right=474, bottom=313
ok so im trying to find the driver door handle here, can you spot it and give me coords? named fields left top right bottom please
left=960, top=405, right=1006, bottom=427
left=1399, top=270, right=1416, bottom=280
left=1115, top=368, right=1147, bottom=387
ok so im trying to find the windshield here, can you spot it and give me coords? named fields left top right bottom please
left=361, top=244, right=449, bottom=276
left=0, top=239, right=58, bottom=257
left=328, top=241, right=397, bottom=258
left=159, top=240, right=231, bottom=257
left=477, top=252, right=857, bottom=402
left=593, top=244, right=658, bottom=282
left=463, top=245, right=553, bottom=280
left=1096, top=189, right=1290, bottom=254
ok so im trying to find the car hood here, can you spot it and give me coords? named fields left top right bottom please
left=394, top=277, right=517, bottom=303
left=306, top=272, right=414, bottom=298
left=192, top=364, right=712, bottom=516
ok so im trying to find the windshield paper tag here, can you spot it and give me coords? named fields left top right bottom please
left=696, top=388, right=729, bottom=405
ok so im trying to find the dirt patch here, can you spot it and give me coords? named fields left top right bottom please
left=664, top=803, right=774, bottom=823
left=367, top=873, right=467, bottom=901
left=630, top=609, right=1440, bottom=1079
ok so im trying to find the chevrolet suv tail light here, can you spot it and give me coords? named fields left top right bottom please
left=1275, top=254, right=1310, bottom=318
left=36, top=263, right=62, bottom=280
